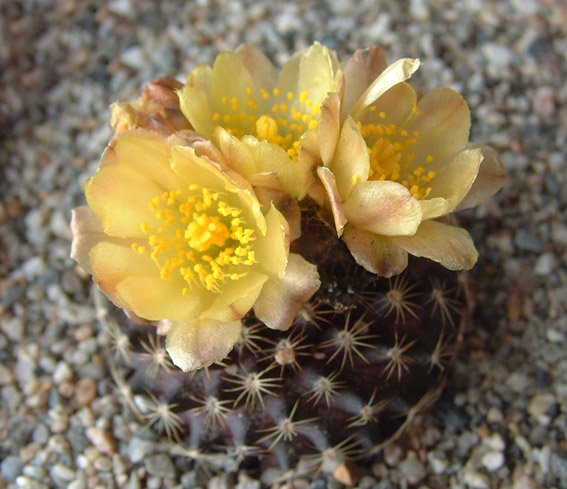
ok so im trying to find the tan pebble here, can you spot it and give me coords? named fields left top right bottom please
left=86, top=427, right=117, bottom=454
left=332, top=461, right=360, bottom=486
left=20, top=442, right=42, bottom=463
left=59, top=381, right=75, bottom=398
left=76, top=378, right=98, bottom=406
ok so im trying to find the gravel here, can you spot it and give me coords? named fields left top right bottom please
left=1, top=0, right=566, bottom=488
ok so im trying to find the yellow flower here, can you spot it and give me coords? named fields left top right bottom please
left=317, top=48, right=505, bottom=276
left=71, top=130, right=320, bottom=371
left=178, top=43, right=342, bottom=200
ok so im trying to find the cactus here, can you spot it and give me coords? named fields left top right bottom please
left=99, top=203, right=469, bottom=482
left=71, top=43, right=504, bottom=485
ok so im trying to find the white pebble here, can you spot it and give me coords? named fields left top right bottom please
left=482, top=451, right=505, bottom=472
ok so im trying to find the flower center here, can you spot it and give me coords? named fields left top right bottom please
left=358, top=110, right=436, bottom=200
left=212, top=87, right=321, bottom=160
left=132, top=185, right=257, bottom=294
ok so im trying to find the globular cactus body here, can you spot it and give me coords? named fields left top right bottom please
left=104, top=209, right=467, bottom=480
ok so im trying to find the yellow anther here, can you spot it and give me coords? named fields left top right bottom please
left=287, top=91, right=294, bottom=100
left=272, top=88, right=280, bottom=97
left=246, top=86, right=253, bottom=95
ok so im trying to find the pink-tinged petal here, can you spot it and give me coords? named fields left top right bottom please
left=319, top=90, right=342, bottom=166
left=316, top=166, right=347, bottom=237
left=115, top=275, right=207, bottom=321
left=254, top=187, right=302, bottom=241
left=85, top=165, right=161, bottom=238
left=98, top=145, right=119, bottom=169
left=70, top=206, right=104, bottom=274
left=343, top=180, right=422, bottom=236
left=178, top=65, right=215, bottom=136
left=166, top=318, right=241, bottom=371
left=456, top=146, right=506, bottom=211
left=254, top=204, right=290, bottom=277
left=254, top=253, right=320, bottom=331
left=236, top=44, right=278, bottom=91
left=342, top=46, right=388, bottom=116
left=392, top=220, right=479, bottom=270
left=422, top=148, right=483, bottom=219
left=358, top=82, right=417, bottom=127
left=201, top=270, right=268, bottom=322
left=299, top=126, right=321, bottom=169
left=89, top=241, right=156, bottom=307
left=342, top=225, right=408, bottom=277
left=405, top=87, right=471, bottom=165
left=350, top=58, right=420, bottom=117
left=327, top=117, right=370, bottom=199
left=114, top=130, right=182, bottom=190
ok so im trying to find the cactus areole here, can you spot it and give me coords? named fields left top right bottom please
left=70, top=43, right=505, bottom=483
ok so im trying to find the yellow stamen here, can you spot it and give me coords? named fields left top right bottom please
left=359, top=109, right=436, bottom=200
left=142, top=185, right=257, bottom=293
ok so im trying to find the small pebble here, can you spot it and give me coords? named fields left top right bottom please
left=145, top=454, right=176, bottom=478
left=482, top=451, right=505, bottom=471
left=1, top=455, right=23, bottom=481
left=86, top=427, right=117, bottom=454
left=75, top=378, right=98, bottom=405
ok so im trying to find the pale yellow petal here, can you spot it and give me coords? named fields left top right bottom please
left=70, top=206, right=104, bottom=274
left=456, top=146, right=506, bottom=211
left=358, top=82, right=417, bottom=127
left=231, top=134, right=314, bottom=200
left=350, top=58, right=420, bottom=117
left=278, top=42, right=341, bottom=106
left=342, top=225, right=408, bottom=277
left=85, top=165, right=160, bottom=238
left=343, top=181, right=422, bottom=236
left=178, top=65, right=215, bottom=136
left=392, top=220, right=478, bottom=270
left=171, top=145, right=258, bottom=217
left=405, top=87, right=471, bottom=165
left=342, top=46, right=388, bottom=116
left=316, top=166, right=347, bottom=237
left=327, top=117, right=370, bottom=199
left=214, top=127, right=258, bottom=177
left=89, top=241, right=156, bottom=306
left=253, top=253, right=320, bottom=331
left=114, top=130, right=182, bottom=189
left=115, top=275, right=207, bottom=321
left=318, top=91, right=342, bottom=166
left=166, top=318, right=241, bottom=371
left=421, top=148, right=483, bottom=219
left=200, top=270, right=268, bottom=322
left=254, top=204, right=290, bottom=278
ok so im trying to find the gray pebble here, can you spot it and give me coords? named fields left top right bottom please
left=145, top=454, right=176, bottom=478
left=515, top=229, right=544, bottom=252
left=127, top=437, right=157, bottom=463
left=399, top=451, right=426, bottom=484
left=1, top=455, right=23, bottom=481
left=534, top=253, right=556, bottom=276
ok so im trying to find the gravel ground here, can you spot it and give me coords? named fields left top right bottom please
left=1, top=1, right=566, bottom=488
